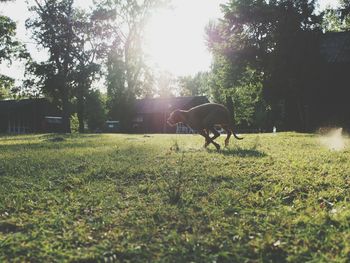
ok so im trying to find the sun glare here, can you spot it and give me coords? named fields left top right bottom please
left=145, top=0, right=225, bottom=77
left=144, top=0, right=341, bottom=77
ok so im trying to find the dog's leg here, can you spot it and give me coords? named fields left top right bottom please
left=200, top=129, right=210, bottom=148
left=199, top=126, right=220, bottom=150
left=209, top=127, right=220, bottom=141
left=204, top=129, right=210, bottom=147
left=203, top=128, right=219, bottom=147
left=201, top=113, right=221, bottom=150
left=199, top=130, right=220, bottom=150
left=222, top=125, right=232, bottom=147
left=208, top=127, right=221, bottom=150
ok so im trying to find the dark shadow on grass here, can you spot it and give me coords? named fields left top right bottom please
left=39, top=133, right=102, bottom=140
left=0, top=134, right=42, bottom=141
left=0, top=221, right=23, bottom=233
left=0, top=134, right=107, bottom=152
left=208, top=147, right=267, bottom=157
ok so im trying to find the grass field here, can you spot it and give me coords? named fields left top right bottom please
left=1, top=132, right=350, bottom=262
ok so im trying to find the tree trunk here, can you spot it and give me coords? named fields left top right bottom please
left=77, top=84, right=85, bottom=133
left=77, top=106, right=84, bottom=133
left=296, top=98, right=306, bottom=132
left=62, top=87, right=71, bottom=133
left=62, top=3, right=73, bottom=134
left=226, top=95, right=235, bottom=122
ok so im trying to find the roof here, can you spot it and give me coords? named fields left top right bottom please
left=135, top=96, right=209, bottom=114
left=0, top=98, right=47, bottom=112
left=320, top=31, right=350, bottom=64
left=0, top=98, right=60, bottom=116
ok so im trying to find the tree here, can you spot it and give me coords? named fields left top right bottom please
left=0, top=13, right=23, bottom=65
left=178, top=72, right=211, bottom=97
left=209, top=53, right=268, bottom=129
left=0, top=75, right=14, bottom=99
left=69, top=8, right=108, bottom=132
left=228, top=69, right=267, bottom=129
left=85, top=89, right=107, bottom=131
left=94, top=0, right=166, bottom=130
left=0, top=5, right=28, bottom=99
left=207, top=0, right=323, bottom=131
left=156, top=70, right=175, bottom=97
left=340, top=0, right=350, bottom=20
left=26, top=0, right=108, bottom=133
left=26, top=0, right=77, bottom=132
left=323, top=0, right=350, bottom=31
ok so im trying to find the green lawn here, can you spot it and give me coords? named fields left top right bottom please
left=1, top=133, right=350, bottom=262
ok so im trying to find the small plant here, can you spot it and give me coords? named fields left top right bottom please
left=167, top=153, right=185, bottom=205
left=170, top=139, right=180, bottom=152
left=70, top=113, right=79, bottom=133
left=252, top=135, right=261, bottom=150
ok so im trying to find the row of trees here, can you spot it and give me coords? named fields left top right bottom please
left=1, top=0, right=167, bottom=132
left=205, top=0, right=350, bottom=131
left=0, top=0, right=28, bottom=99
left=1, top=0, right=349, bottom=132
left=24, top=0, right=169, bottom=132
left=166, top=0, right=350, bottom=131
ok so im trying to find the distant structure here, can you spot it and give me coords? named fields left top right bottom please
left=132, top=96, right=209, bottom=133
left=317, top=31, right=350, bottom=128
left=320, top=31, right=350, bottom=64
left=0, top=98, right=62, bottom=134
left=105, top=120, right=120, bottom=133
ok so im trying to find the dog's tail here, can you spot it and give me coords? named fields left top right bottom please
left=232, top=129, right=243, bottom=140
left=226, top=96, right=243, bottom=140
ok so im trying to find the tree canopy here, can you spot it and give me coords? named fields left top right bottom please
left=0, top=2, right=28, bottom=99
left=26, top=0, right=110, bottom=132
left=2, top=0, right=350, bottom=132
left=206, top=0, right=325, bottom=131
left=93, top=0, right=166, bottom=130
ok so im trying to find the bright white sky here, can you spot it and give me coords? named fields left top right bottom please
left=0, top=0, right=342, bottom=85
left=145, top=0, right=227, bottom=76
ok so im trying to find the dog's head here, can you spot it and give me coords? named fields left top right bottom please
left=167, top=110, right=184, bottom=126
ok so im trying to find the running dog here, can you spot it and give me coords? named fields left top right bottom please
left=167, top=103, right=243, bottom=150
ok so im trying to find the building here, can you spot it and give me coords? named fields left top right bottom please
left=284, top=31, right=350, bottom=131
left=132, top=96, right=209, bottom=133
left=105, top=120, right=120, bottom=133
left=0, top=98, right=62, bottom=134
left=317, top=31, right=350, bottom=128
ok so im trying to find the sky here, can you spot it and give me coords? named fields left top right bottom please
left=0, top=0, right=342, bottom=84
left=145, top=0, right=226, bottom=76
